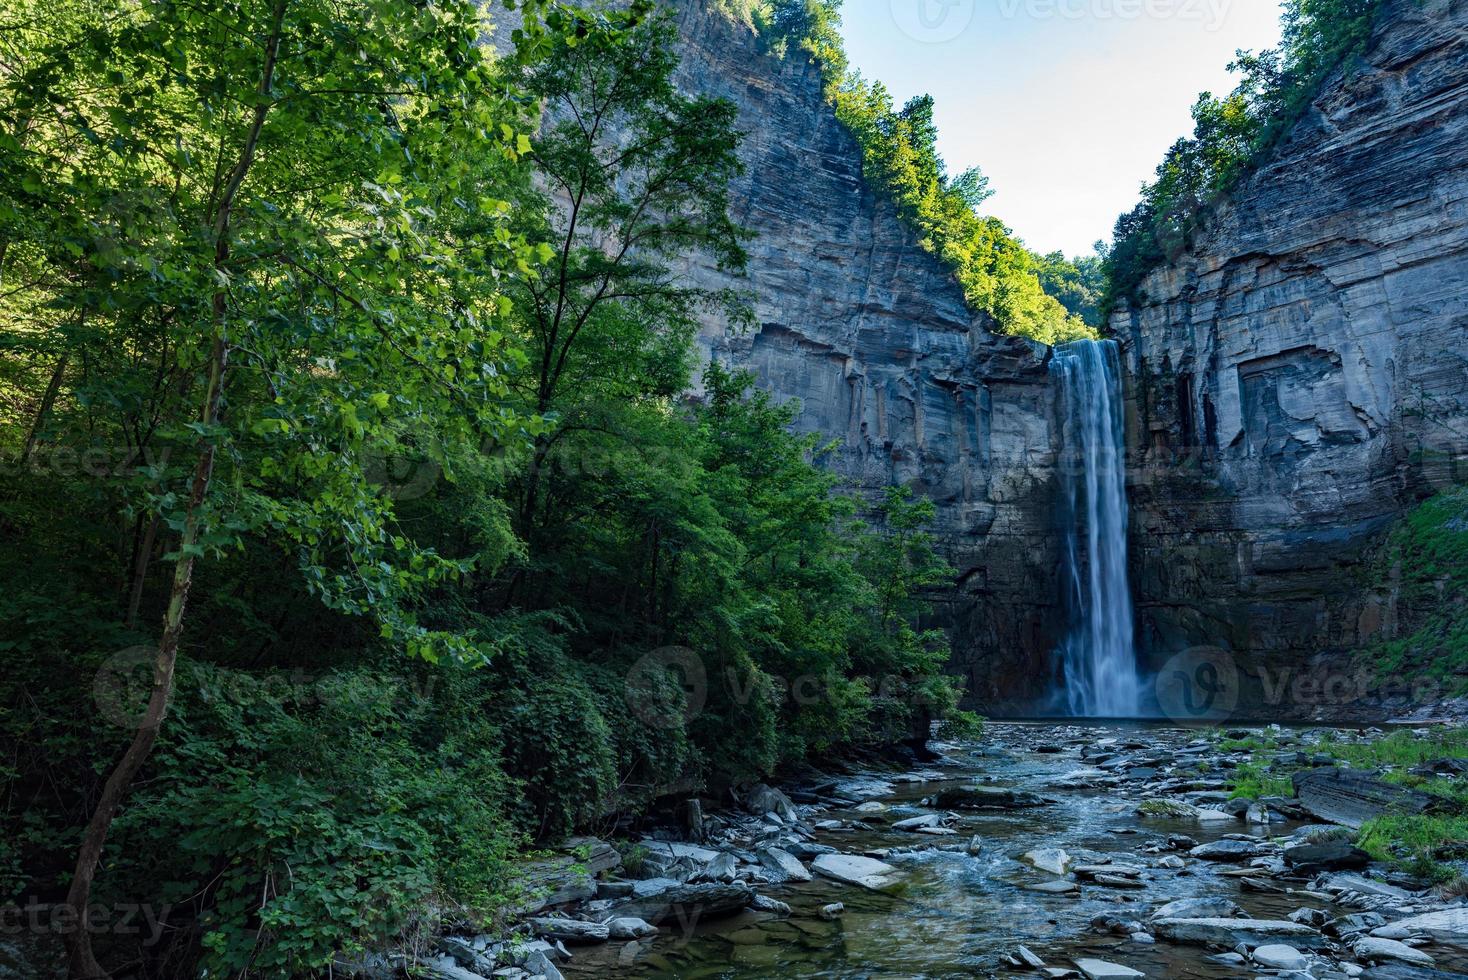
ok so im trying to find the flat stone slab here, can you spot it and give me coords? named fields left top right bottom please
left=527, top=917, right=609, bottom=943
left=612, top=882, right=753, bottom=925
left=1372, top=908, right=1468, bottom=948
left=934, top=786, right=1053, bottom=810
left=1355, top=936, right=1437, bottom=966
left=811, top=853, right=902, bottom=890
left=1189, top=838, right=1271, bottom=861
left=1074, top=958, right=1145, bottom=978
left=1152, top=917, right=1327, bottom=948
left=1292, top=769, right=1437, bottom=829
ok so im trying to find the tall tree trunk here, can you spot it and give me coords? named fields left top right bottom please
left=20, top=354, right=68, bottom=466
left=62, top=5, right=285, bottom=974
left=62, top=338, right=227, bottom=980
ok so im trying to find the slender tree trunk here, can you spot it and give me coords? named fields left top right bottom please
left=20, top=354, right=68, bottom=466
left=63, top=337, right=226, bottom=980
left=62, top=5, right=284, bottom=974
left=123, top=514, right=161, bottom=631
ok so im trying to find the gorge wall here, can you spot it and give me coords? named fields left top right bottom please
left=656, top=4, right=1065, bottom=711
left=1111, top=0, right=1468, bottom=718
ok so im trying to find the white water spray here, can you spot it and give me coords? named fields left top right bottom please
left=1051, top=339, right=1144, bottom=717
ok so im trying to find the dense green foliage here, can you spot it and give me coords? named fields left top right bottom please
left=1102, top=0, right=1386, bottom=316
left=1362, top=488, right=1468, bottom=694
left=0, top=2, right=977, bottom=974
left=729, top=0, right=1098, bottom=344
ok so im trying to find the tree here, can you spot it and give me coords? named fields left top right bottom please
left=504, top=7, right=749, bottom=541
left=0, top=1, right=558, bottom=973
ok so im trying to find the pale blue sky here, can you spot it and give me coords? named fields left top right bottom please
left=838, top=0, right=1285, bottom=257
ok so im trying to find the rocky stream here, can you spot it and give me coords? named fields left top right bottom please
left=413, top=722, right=1468, bottom=980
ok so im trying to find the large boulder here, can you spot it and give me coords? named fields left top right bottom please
left=934, top=786, right=1053, bottom=810
left=1283, top=839, right=1371, bottom=875
left=609, top=882, right=754, bottom=926
left=1292, top=769, right=1437, bottom=829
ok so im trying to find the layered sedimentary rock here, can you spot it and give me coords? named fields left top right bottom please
left=1112, top=0, right=1468, bottom=717
left=661, top=4, right=1063, bottom=709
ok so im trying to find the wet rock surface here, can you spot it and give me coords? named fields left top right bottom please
left=1111, top=0, right=1468, bottom=717
left=420, top=723, right=1468, bottom=979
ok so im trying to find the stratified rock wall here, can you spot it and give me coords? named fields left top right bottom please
left=661, top=4, right=1063, bottom=709
left=1112, top=0, right=1468, bottom=715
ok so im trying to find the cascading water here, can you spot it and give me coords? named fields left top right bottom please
left=1051, top=339, right=1144, bottom=718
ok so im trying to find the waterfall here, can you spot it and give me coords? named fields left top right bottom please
left=1051, top=339, right=1144, bottom=718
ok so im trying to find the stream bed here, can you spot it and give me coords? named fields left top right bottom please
left=561, top=722, right=1468, bottom=979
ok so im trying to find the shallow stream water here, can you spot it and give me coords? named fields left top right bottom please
left=565, top=721, right=1468, bottom=979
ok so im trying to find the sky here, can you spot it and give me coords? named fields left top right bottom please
left=838, top=0, right=1286, bottom=257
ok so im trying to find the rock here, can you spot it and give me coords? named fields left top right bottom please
left=1016, top=945, right=1047, bottom=968
left=513, top=838, right=621, bottom=913
left=934, top=786, right=1053, bottom=810
left=742, top=784, right=798, bottom=823
left=1188, top=839, right=1270, bottom=861
left=1290, top=908, right=1329, bottom=928
left=1283, top=839, right=1371, bottom=875
left=1292, top=770, right=1438, bottom=829
left=891, top=813, right=943, bottom=831
left=527, top=918, right=609, bottom=944
left=819, top=903, right=845, bottom=921
left=757, top=848, right=812, bottom=884
left=611, top=882, right=754, bottom=926
left=1095, top=874, right=1146, bottom=889
left=605, top=918, right=658, bottom=940
left=1152, top=917, right=1327, bottom=948
left=1073, top=958, right=1145, bottom=978
left=1327, top=913, right=1389, bottom=937
left=750, top=895, right=791, bottom=915
left=524, top=950, right=564, bottom=980
left=1353, top=936, right=1436, bottom=967
left=427, top=956, right=490, bottom=980
left=1022, top=847, right=1072, bottom=876
left=1026, top=880, right=1080, bottom=894
left=1252, top=944, right=1309, bottom=970
left=811, top=853, right=902, bottom=890
left=1129, top=933, right=1154, bottom=945
left=695, top=851, right=738, bottom=883
left=642, top=841, right=721, bottom=866
left=1150, top=898, right=1243, bottom=922
left=1371, top=908, right=1468, bottom=948
left=1112, top=0, right=1468, bottom=723
left=1322, top=874, right=1415, bottom=900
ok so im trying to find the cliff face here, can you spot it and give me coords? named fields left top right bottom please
left=658, top=4, right=1064, bottom=709
left=1112, top=0, right=1468, bottom=715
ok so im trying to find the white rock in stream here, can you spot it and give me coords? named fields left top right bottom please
left=891, top=813, right=943, bottom=831
left=811, top=853, right=902, bottom=890
left=758, top=847, right=812, bottom=883
left=1354, top=936, right=1437, bottom=966
left=1252, top=944, right=1307, bottom=970
left=1371, top=907, right=1468, bottom=947
left=1022, top=848, right=1072, bottom=876
left=1074, top=957, right=1145, bottom=978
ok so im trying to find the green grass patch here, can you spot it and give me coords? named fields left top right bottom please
left=1228, top=760, right=1295, bottom=800
left=1357, top=813, right=1468, bottom=884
